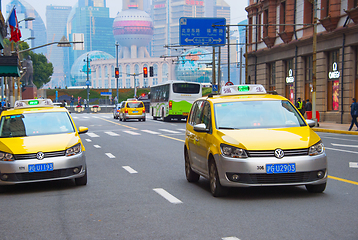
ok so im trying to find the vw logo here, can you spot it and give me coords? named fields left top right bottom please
left=274, top=149, right=284, bottom=159
left=36, top=152, right=45, bottom=160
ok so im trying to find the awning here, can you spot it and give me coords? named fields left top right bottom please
left=0, top=65, right=21, bottom=77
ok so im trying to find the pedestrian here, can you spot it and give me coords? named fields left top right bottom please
left=348, top=98, right=358, bottom=131
left=305, top=99, right=312, bottom=112
left=296, top=98, right=304, bottom=115
left=84, top=98, right=87, bottom=109
left=70, top=95, right=74, bottom=107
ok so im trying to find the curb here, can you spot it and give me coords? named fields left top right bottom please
left=312, top=128, right=358, bottom=135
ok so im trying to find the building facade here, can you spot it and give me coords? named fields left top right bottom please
left=46, top=5, right=72, bottom=89
left=246, top=0, right=358, bottom=123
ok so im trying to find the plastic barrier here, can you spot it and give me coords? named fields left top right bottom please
left=306, top=111, right=320, bottom=122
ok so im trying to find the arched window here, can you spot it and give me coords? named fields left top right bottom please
left=134, top=64, right=140, bottom=87
left=162, top=63, right=168, bottom=82
left=143, top=64, right=148, bottom=87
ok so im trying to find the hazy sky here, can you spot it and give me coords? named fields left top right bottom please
left=2, top=0, right=248, bottom=26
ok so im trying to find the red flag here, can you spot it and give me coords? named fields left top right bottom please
left=8, top=8, right=22, bottom=42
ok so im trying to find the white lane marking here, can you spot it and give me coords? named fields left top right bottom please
left=349, top=162, right=358, bottom=168
left=85, top=139, right=92, bottom=142
left=325, top=147, right=358, bottom=154
left=177, top=128, right=186, bottom=131
left=87, top=132, right=100, bottom=138
left=141, top=130, right=160, bottom=134
left=123, top=130, right=141, bottom=135
left=105, top=131, right=120, bottom=136
left=122, top=166, right=138, bottom=173
left=94, top=145, right=101, bottom=148
left=331, top=143, right=358, bottom=148
left=153, top=188, right=182, bottom=204
left=222, top=237, right=241, bottom=240
left=83, top=116, right=89, bottom=119
left=159, top=129, right=180, bottom=134
left=72, top=116, right=79, bottom=119
left=105, top=153, right=116, bottom=158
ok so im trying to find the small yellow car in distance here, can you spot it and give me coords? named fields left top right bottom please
left=184, top=84, right=327, bottom=197
left=119, top=99, right=146, bottom=122
left=0, top=99, right=88, bottom=191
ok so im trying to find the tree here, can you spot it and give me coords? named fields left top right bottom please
left=3, top=38, right=54, bottom=88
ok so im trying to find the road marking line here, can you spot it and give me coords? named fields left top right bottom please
left=122, top=166, right=138, bottom=173
left=222, top=237, right=241, bottom=240
left=105, top=153, right=116, bottom=158
left=98, top=117, right=138, bottom=130
left=331, top=143, right=358, bottom=148
left=159, top=135, right=185, bottom=142
left=141, top=130, right=160, bottom=134
left=86, top=132, right=100, bottom=138
left=85, top=139, right=92, bottom=142
left=94, top=145, right=101, bottom=148
left=105, top=131, right=120, bottom=136
left=159, top=129, right=180, bottom=134
left=153, top=188, right=182, bottom=204
left=328, top=175, right=358, bottom=186
left=320, top=136, right=358, bottom=142
left=123, top=130, right=141, bottom=136
left=177, top=128, right=186, bottom=131
left=349, top=162, right=358, bottom=168
left=325, top=147, right=358, bottom=154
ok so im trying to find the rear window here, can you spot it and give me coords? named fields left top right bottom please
left=173, top=83, right=200, bottom=94
left=127, top=102, right=144, bottom=108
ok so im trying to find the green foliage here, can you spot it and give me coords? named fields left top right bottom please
left=28, top=52, right=53, bottom=88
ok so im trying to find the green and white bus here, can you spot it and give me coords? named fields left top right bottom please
left=150, top=81, right=202, bottom=121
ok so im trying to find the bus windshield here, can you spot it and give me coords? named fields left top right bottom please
left=172, top=83, right=201, bottom=94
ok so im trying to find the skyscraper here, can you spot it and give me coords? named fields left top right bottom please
left=46, top=5, right=72, bottom=88
left=151, top=0, right=205, bottom=58
left=64, top=0, right=115, bottom=86
left=6, top=0, right=47, bottom=55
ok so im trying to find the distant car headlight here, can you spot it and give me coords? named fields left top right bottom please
left=0, top=151, right=14, bottom=161
left=66, top=143, right=82, bottom=156
left=220, top=144, right=248, bottom=158
left=309, top=141, right=324, bottom=156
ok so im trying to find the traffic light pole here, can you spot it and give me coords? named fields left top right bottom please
left=115, top=42, right=119, bottom=104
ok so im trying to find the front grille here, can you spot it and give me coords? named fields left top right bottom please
left=14, top=150, right=66, bottom=160
left=2, top=166, right=82, bottom=182
left=227, top=170, right=325, bottom=184
left=247, top=148, right=308, bottom=158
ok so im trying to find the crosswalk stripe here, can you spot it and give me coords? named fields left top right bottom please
left=159, top=129, right=180, bottom=134
left=86, top=132, right=99, bottom=138
left=123, top=130, right=141, bottom=135
left=141, top=130, right=160, bottom=135
left=105, top=131, right=120, bottom=136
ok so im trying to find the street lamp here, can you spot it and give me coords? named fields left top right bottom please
left=18, top=17, right=35, bottom=24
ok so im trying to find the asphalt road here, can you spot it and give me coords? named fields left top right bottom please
left=0, top=113, right=357, bottom=240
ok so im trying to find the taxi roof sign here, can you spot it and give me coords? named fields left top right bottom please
left=14, top=99, right=54, bottom=109
left=221, top=84, right=266, bottom=95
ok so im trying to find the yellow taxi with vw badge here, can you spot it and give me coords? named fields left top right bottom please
left=0, top=99, right=88, bottom=191
left=184, top=84, right=327, bottom=197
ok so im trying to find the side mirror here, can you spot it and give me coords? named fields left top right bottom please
left=193, top=123, right=209, bottom=132
left=78, top=127, right=89, bottom=134
left=306, top=119, right=316, bottom=128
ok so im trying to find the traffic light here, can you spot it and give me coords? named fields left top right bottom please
left=143, top=67, right=148, bottom=78
left=149, top=66, right=154, bottom=77
left=115, top=67, right=119, bottom=78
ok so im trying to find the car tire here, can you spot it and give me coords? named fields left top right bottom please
left=209, top=160, right=228, bottom=197
left=184, top=148, right=200, bottom=182
left=123, top=117, right=126, bottom=122
left=143, top=118, right=146, bottom=122
left=305, top=182, right=326, bottom=193
left=75, top=168, right=87, bottom=186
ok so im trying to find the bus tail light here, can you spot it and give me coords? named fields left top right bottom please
left=169, top=101, right=173, bottom=110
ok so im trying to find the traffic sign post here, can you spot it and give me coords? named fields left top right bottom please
left=179, top=17, right=226, bottom=46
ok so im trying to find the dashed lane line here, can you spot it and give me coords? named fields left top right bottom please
left=85, top=139, right=92, bottom=142
left=153, top=188, right=182, bottom=204
left=123, top=130, right=141, bottom=136
left=159, top=135, right=185, bottom=143
left=141, top=130, right=160, bottom=134
left=105, top=153, right=116, bottom=158
left=122, top=166, right=138, bottom=174
left=94, top=145, right=101, bottom=148
left=159, top=129, right=181, bottom=134
left=105, top=131, right=120, bottom=136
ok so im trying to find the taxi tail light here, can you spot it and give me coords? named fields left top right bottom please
left=169, top=101, right=173, bottom=110
left=117, top=110, right=120, bottom=112
left=125, top=109, right=128, bottom=113
left=66, top=143, right=82, bottom=156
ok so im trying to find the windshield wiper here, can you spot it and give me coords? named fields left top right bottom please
left=218, top=127, right=236, bottom=130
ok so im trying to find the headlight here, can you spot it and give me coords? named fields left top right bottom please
left=0, top=151, right=14, bottom=161
left=66, top=143, right=82, bottom=156
left=309, top=141, right=324, bottom=156
left=220, top=144, right=248, bottom=158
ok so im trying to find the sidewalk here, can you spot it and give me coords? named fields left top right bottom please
left=313, top=121, right=358, bottom=135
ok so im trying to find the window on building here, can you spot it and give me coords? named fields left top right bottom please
left=162, top=63, right=168, bottom=82
left=258, top=14, right=261, bottom=41
left=305, top=55, right=313, bottom=102
left=304, top=0, right=313, bottom=24
left=268, top=62, right=276, bottom=91
left=263, top=9, right=268, bottom=38
left=249, top=17, right=253, bottom=44
left=327, top=50, right=339, bottom=111
left=321, top=0, right=330, bottom=18
left=285, top=59, right=294, bottom=102
left=280, top=1, right=286, bottom=32
left=119, top=65, right=122, bottom=78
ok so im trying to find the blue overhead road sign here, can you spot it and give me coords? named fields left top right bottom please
left=179, top=17, right=226, bottom=46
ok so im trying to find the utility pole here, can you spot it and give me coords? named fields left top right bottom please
left=212, top=46, right=216, bottom=93
left=227, top=25, right=230, bottom=83
left=312, top=0, right=318, bottom=126
left=115, top=42, right=119, bottom=103
left=85, top=53, right=90, bottom=113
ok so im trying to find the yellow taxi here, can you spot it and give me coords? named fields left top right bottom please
left=184, top=84, right=327, bottom=197
left=119, top=99, right=146, bottom=122
left=0, top=99, right=88, bottom=190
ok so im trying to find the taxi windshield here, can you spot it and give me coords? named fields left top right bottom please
left=127, top=102, right=143, bottom=108
left=214, top=100, right=306, bottom=129
left=0, top=112, right=75, bottom=138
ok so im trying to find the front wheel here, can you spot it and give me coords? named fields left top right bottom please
left=306, top=182, right=326, bottom=193
left=209, top=161, right=228, bottom=197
